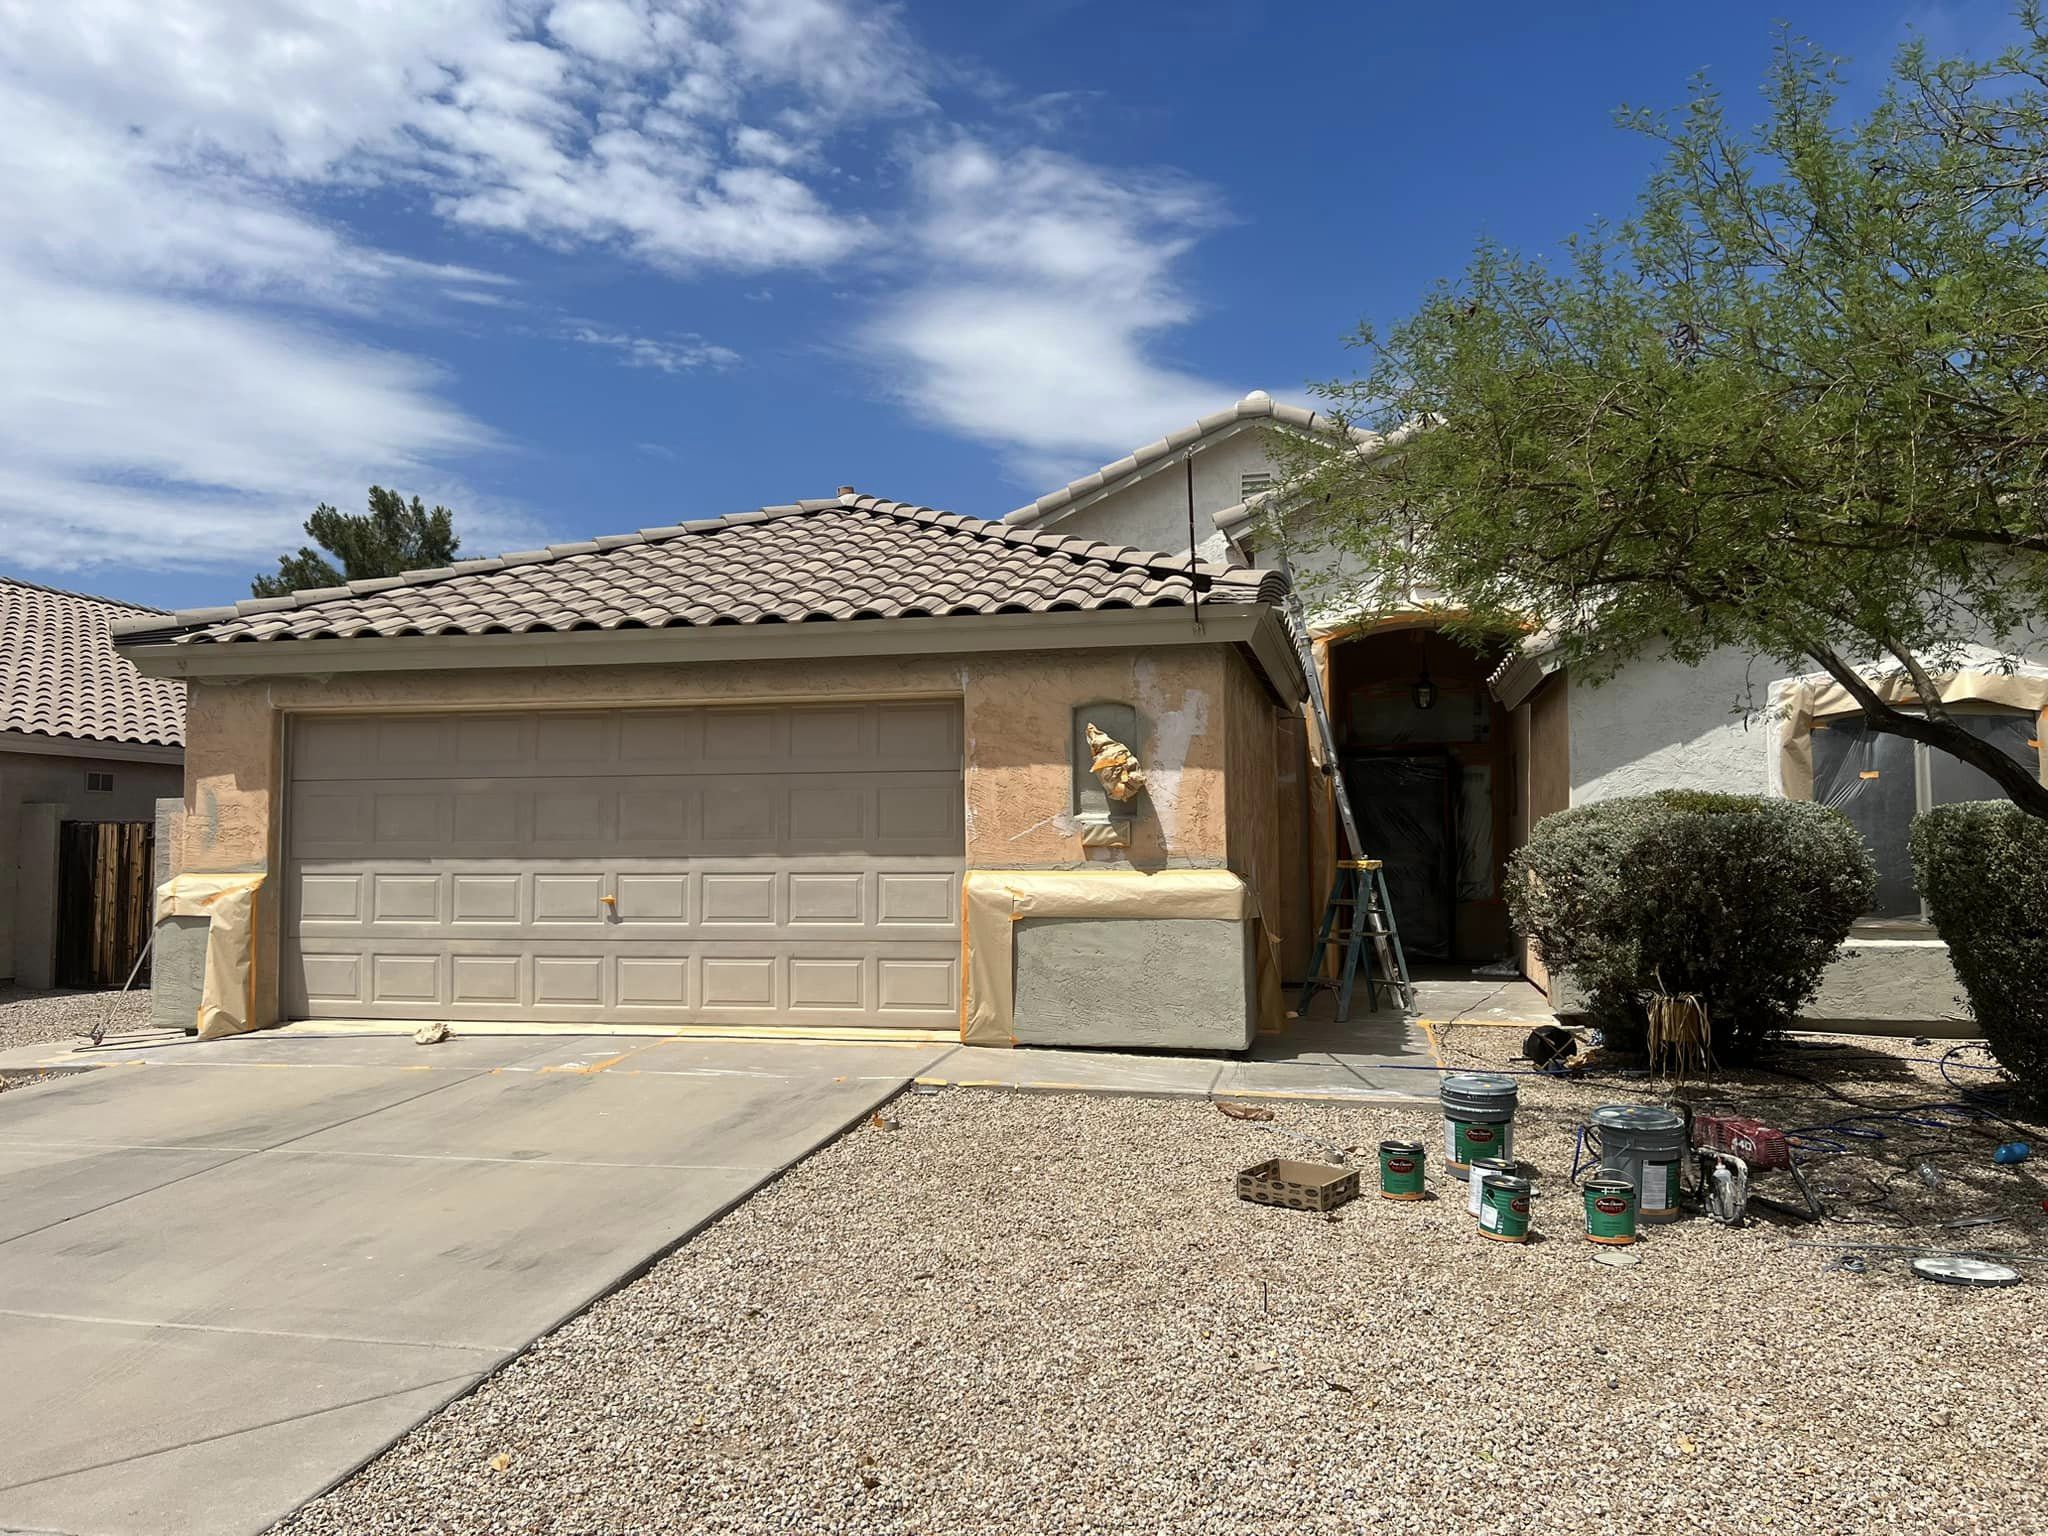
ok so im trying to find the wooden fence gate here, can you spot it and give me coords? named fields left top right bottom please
left=55, top=821, right=154, bottom=989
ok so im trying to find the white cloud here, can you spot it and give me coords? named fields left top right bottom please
left=0, top=0, right=929, bottom=573
left=867, top=139, right=1232, bottom=480
left=0, top=0, right=1242, bottom=573
left=0, top=264, right=501, bottom=574
left=0, top=0, right=928, bottom=271
left=569, top=325, right=742, bottom=372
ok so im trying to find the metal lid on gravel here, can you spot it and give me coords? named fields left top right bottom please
left=1911, top=1256, right=2023, bottom=1288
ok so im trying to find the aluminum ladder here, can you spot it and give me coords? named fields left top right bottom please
left=1265, top=544, right=1414, bottom=1022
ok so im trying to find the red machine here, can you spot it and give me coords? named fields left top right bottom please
left=1690, top=1112, right=1794, bottom=1173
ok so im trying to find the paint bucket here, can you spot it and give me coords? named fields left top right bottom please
left=1378, top=1139, right=1426, bottom=1200
left=1477, top=1173, right=1534, bottom=1243
left=1440, top=1073, right=1518, bottom=1179
left=1582, top=1176, right=1637, bottom=1245
left=1592, top=1105, right=1686, bottom=1222
left=1466, top=1156, right=1517, bottom=1219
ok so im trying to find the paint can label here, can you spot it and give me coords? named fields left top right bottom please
left=1639, top=1160, right=1678, bottom=1215
left=1447, top=1116, right=1512, bottom=1169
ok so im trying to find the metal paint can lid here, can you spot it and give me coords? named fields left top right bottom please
left=1591, top=1104, right=1684, bottom=1133
left=1911, top=1256, right=2023, bottom=1288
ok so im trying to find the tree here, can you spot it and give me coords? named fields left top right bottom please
left=1283, top=7, right=2048, bottom=817
left=253, top=487, right=461, bottom=597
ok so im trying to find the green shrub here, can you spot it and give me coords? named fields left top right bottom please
left=1509, top=790, right=1876, bottom=1063
left=1911, top=802, right=2048, bottom=1107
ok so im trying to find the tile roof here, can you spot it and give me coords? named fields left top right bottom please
left=1003, top=390, right=1383, bottom=529
left=114, top=491, right=1289, bottom=648
left=1, top=577, right=185, bottom=748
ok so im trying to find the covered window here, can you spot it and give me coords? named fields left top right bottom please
left=1812, top=709, right=2041, bottom=920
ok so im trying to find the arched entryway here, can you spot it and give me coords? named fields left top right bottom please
left=1322, top=624, right=1514, bottom=964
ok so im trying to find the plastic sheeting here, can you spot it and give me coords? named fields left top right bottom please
left=1776, top=666, right=2048, bottom=799
left=154, top=873, right=264, bottom=1039
left=961, top=868, right=1281, bottom=1046
left=1812, top=711, right=2041, bottom=919
left=1345, top=754, right=1455, bottom=960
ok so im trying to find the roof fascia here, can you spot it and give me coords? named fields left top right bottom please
left=0, top=728, right=183, bottom=764
left=115, top=606, right=1274, bottom=683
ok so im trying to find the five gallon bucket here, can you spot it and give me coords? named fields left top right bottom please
left=1477, top=1173, right=1534, bottom=1242
left=1441, top=1073, right=1518, bottom=1179
left=1582, top=1175, right=1637, bottom=1245
left=1592, top=1105, right=1686, bottom=1222
left=1378, top=1139, right=1426, bottom=1200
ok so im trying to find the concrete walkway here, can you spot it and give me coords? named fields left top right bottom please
left=916, top=974, right=1554, bottom=1101
left=0, top=1030, right=953, bottom=1536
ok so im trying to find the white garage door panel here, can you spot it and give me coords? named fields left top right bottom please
left=283, top=703, right=964, bottom=1027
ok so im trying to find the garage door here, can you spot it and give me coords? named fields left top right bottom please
left=282, top=702, right=963, bottom=1028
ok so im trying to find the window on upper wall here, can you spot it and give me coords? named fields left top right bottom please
left=84, top=770, right=114, bottom=793
left=1811, top=708, right=2041, bottom=920
left=1239, top=471, right=1273, bottom=500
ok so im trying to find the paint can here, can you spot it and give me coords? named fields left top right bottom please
left=1440, top=1073, right=1519, bottom=1179
left=1582, top=1175, right=1637, bottom=1245
left=1378, top=1139, right=1426, bottom=1200
left=1465, top=1156, right=1517, bottom=1218
left=1477, top=1173, right=1534, bottom=1243
left=1592, top=1105, right=1686, bottom=1222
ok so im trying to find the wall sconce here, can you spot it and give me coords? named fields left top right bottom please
left=1412, top=666, right=1437, bottom=711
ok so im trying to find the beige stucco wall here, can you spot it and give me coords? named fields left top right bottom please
left=177, top=644, right=1237, bottom=1028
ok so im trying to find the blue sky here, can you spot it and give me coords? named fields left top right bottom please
left=0, top=0, right=2022, bottom=612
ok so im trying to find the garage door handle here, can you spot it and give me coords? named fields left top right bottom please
left=600, top=895, right=617, bottom=906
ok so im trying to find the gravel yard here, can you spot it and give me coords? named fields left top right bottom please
left=0, top=984, right=151, bottom=1058
left=280, top=1027, right=2047, bottom=1536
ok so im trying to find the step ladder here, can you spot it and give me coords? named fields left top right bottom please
left=1264, top=541, right=1414, bottom=1023
left=1298, top=858, right=1412, bottom=1023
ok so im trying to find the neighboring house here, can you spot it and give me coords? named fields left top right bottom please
left=1029, top=392, right=2035, bottom=1030
left=1, top=577, right=185, bottom=987
left=114, top=493, right=1306, bottom=1047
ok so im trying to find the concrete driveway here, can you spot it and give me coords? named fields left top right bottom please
left=0, top=1029, right=952, bottom=1536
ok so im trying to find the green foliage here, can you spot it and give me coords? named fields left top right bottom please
left=1280, top=5, right=2048, bottom=815
left=1911, top=802, right=2048, bottom=1105
left=253, top=487, right=461, bottom=598
left=1509, top=791, right=1875, bottom=1063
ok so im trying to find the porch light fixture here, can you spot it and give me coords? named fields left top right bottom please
left=1412, top=666, right=1437, bottom=711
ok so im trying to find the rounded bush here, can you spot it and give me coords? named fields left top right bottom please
left=1508, top=790, right=1876, bottom=1063
left=1911, top=802, right=2048, bottom=1107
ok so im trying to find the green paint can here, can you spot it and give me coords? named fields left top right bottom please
left=1582, top=1176, right=1637, bottom=1245
left=1465, top=1156, right=1517, bottom=1219
left=1478, top=1173, right=1534, bottom=1243
left=1378, top=1139, right=1426, bottom=1200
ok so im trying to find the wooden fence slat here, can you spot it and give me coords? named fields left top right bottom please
left=55, top=820, right=157, bottom=989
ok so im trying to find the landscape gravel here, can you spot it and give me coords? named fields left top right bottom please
left=0, top=984, right=150, bottom=1055
left=280, top=1024, right=2046, bottom=1536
